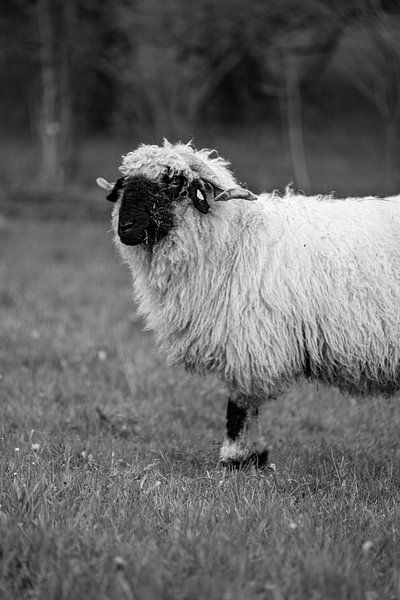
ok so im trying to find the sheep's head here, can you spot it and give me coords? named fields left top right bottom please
left=104, top=171, right=214, bottom=246
left=96, top=141, right=257, bottom=247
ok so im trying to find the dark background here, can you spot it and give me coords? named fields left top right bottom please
left=1, top=0, right=400, bottom=216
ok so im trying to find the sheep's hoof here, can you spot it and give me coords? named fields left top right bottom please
left=221, top=449, right=269, bottom=470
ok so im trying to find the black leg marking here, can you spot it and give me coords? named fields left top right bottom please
left=226, top=398, right=248, bottom=440
left=221, top=397, right=269, bottom=469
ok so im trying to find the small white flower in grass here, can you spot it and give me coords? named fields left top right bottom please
left=97, top=350, right=107, bottom=362
left=288, top=520, right=298, bottom=530
left=31, top=443, right=40, bottom=451
left=15, top=448, right=20, bottom=452
left=146, top=480, right=161, bottom=494
left=81, top=451, right=94, bottom=463
left=362, top=540, right=373, bottom=554
left=114, top=556, right=126, bottom=570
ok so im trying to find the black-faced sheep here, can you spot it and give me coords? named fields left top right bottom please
left=97, top=140, right=400, bottom=467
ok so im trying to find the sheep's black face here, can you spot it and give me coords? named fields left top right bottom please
left=117, top=175, right=173, bottom=246
left=114, top=173, right=209, bottom=247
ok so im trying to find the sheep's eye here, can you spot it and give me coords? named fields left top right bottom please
left=161, top=173, right=183, bottom=188
left=170, top=177, right=181, bottom=188
left=167, top=174, right=181, bottom=188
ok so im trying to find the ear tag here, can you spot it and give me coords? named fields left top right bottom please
left=188, top=181, right=209, bottom=214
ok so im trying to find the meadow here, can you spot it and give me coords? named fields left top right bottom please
left=1, top=128, right=400, bottom=599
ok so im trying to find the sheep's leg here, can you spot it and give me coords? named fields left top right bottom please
left=219, top=392, right=269, bottom=468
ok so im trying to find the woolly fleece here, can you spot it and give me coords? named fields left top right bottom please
left=113, top=141, right=400, bottom=401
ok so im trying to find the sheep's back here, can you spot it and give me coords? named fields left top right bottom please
left=123, top=194, right=400, bottom=398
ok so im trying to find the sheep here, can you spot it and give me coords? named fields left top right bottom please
left=97, top=140, right=400, bottom=467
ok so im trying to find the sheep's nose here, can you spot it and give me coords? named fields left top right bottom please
left=118, top=218, right=146, bottom=246
left=119, top=221, right=135, bottom=233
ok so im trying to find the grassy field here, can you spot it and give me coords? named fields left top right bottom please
left=1, top=216, right=400, bottom=600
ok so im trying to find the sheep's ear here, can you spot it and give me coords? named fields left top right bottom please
left=214, top=187, right=258, bottom=202
left=96, top=177, right=114, bottom=191
left=106, top=177, right=126, bottom=203
left=205, top=181, right=224, bottom=200
left=189, top=180, right=227, bottom=213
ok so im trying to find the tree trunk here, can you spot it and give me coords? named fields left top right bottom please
left=383, top=98, right=400, bottom=190
left=283, top=53, right=311, bottom=192
left=59, top=1, right=75, bottom=179
left=36, top=0, right=63, bottom=186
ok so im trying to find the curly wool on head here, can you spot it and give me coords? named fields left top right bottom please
left=119, top=139, right=237, bottom=190
left=98, top=140, right=400, bottom=466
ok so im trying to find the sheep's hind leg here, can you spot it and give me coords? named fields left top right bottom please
left=219, top=392, right=268, bottom=468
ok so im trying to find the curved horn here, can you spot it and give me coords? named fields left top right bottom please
left=186, top=155, right=224, bottom=189
left=214, top=187, right=258, bottom=202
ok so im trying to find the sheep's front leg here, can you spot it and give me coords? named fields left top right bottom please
left=219, top=391, right=269, bottom=468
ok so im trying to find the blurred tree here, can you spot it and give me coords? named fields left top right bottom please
left=334, top=10, right=400, bottom=187
left=2, top=0, right=400, bottom=190
left=34, top=0, right=126, bottom=184
left=113, top=0, right=267, bottom=139
left=256, top=0, right=362, bottom=191
left=35, top=0, right=71, bottom=185
left=0, top=0, right=122, bottom=185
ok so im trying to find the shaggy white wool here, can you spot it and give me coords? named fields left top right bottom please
left=113, top=141, right=400, bottom=400
left=120, top=139, right=237, bottom=190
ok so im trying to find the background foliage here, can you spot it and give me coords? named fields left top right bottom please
left=1, top=0, right=400, bottom=200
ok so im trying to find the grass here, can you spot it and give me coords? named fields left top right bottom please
left=1, top=215, right=400, bottom=600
